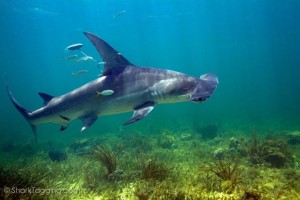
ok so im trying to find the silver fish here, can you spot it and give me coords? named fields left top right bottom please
left=66, top=43, right=83, bottom=51
left=71, top=70, right=88, bottom=76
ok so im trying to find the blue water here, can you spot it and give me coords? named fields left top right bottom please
left=1, top=0, right=300, bottom=142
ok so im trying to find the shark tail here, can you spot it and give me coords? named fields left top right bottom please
left=5, top=78, right=37, bottom=144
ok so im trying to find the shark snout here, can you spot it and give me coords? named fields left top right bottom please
left=189, top=73, right=218, bottom=103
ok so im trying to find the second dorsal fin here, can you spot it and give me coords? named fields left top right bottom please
left=38, top=92, right=54, bottom=106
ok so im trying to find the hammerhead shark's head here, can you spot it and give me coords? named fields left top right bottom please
left=7, top=32, right=218, bottom=142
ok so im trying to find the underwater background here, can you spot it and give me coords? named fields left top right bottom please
left=0, top=0, right=300, bottom=199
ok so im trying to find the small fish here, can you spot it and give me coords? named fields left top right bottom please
left=66, top=43, right=83, bottom=51
left=96, top=89, right=114, bottom=96
left=97, top=61, right=106, bottom=65
left=75, top=56, right=95, bottom=63
left=113, top=10, right=126, bottom=18
left=32, top=7, right=58, bottom=15
left=63, top=54, right=78, bottom=60
left=72, top=70, right=88, bottom=76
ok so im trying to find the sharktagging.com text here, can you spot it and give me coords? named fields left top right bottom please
left=3, top=187, right=83, bottom=195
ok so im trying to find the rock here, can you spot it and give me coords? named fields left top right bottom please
left=264, top=152, right=286, bottom=168
left=198, top=125, right=219, bottom=140
left=180, top=133, right=192, bottom=141
left=229, top=137, right=240, bottom=149
left=213, top=148, right=225, bottom=159
left=0, top=141, right=14, bottom=152
left=48, top=150, right=67, bottom=162
left=286, top=131, right=300, bottom=145
left=159, top=134, right=176, bottom=149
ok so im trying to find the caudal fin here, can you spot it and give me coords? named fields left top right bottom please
left=5, top=77, right=37, bottom=144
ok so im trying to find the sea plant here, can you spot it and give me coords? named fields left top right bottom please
left=0, top=164, right=47, bottom=199
left=247, top=135, right=292, bottom=168
left=141, top=156, right=169, bottom=181
left=209, top=160, right=243, bottom=193
left=247, top=134, right=263, bottom=164
left=199, top=172, right=221, bottom=192
left=85, top=146, right=117, bottom=178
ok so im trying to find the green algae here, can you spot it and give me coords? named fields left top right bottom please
left=0, top=128, right=299, bottom=199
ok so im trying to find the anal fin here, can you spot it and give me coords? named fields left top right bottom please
left=60, top=125, right=68, bottom=131
left=123, top=102, right=155, bottom=126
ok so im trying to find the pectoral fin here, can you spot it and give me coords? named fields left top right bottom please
left=123, top=102, right=155, bottom=125
left=80, top=116, right=97, bottom=132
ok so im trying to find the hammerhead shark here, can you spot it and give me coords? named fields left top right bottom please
left=6, top=32, right=218, bottom=143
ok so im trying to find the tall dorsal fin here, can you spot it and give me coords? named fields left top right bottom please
left=83, top=32, right=133, bottom=76
left=38, top=92, right=54, bottom=105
